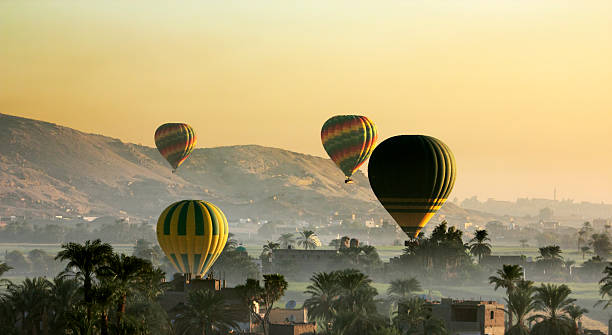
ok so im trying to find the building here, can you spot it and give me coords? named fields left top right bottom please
left=269, top=323, right=317, bottom=335
left=262, top=248, right=340, bottom=275
left=593, top=218, right=611, bottom=231
left=268, top=308, right=308, bottom=324
left=267, top=308, right=316, bottom=335
left=158, top=276, right=255, bottom=333
left=540, top=221, right=560, bottom=232
left=479, top=255, right=527, bottom=270
left=421, top=299, right=505, bottom=335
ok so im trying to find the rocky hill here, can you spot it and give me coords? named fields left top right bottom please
left=0, top=113, right=496, bottom=226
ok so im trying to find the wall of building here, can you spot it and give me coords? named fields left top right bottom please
left=424, top=299, right=505, bottom=335
left=268, top=308, right=308, bottom=324
left=269, top=323, right=317, bottom=335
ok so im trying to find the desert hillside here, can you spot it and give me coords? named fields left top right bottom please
left=0, top=113, right=496, bottom=225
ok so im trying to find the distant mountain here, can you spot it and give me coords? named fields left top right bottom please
left=0, top=113, right=498, bottom=226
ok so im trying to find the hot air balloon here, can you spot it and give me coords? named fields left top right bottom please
left=321, top=115, right=377, bottom=183
left=154, top=123, right=196, bottom=172
left=368, top=135, right=456, bottom=238
left=156, top=200, right=228, bottom=277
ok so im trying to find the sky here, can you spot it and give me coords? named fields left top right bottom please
left=1, top=1, right=611, bottom=203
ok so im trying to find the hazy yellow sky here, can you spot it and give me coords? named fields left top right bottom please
left=1, top=1, right=611, bottom=203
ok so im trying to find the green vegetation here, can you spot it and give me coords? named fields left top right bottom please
left=469, top=229, right=492, bottom=263
left=174, top=289, right=239, bottom=335
left=303, top=269, right=398, bottom=335
left=0, top=240, right=172, bottom=335
left=236, top=274, right=289, bottom=335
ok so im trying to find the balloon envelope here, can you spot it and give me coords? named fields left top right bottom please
left=368, top=135, right=456, bottom=238
left=156, top=200, right=228, bottom=276
left=321, top=115, right=377, bottom=183
left=154, top=123, right=197, bottom=171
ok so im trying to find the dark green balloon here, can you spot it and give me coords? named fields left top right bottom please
left=367, top=135, right=456, bottom=237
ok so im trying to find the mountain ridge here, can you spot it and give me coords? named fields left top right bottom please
left=0, top=113, right=493, bottom=227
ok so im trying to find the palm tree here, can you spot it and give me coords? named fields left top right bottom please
left=469, top=229, right=492, bottom=262
left=0, top=262, right=12, bottom=288
left=91, top=282, right=117, bottom=335
left=0, top=294, right=17, bottom=335
left=531, top=283, right=575, bottom=335
left=96, top=253, right=152, bottom=327
left=64, top=305, right=97, bottom=335
left=578, top=222, right=593, bottom=250
left=0, top=262, right=11, bottom=277
left=580, top=246, right=591, bottom=260
left=597, top=264, right=612, bottom=309
left=489, top=264, right=524, bottom=293
left=394, top=297, right=446, bottom=335
left=48, top=277, right=81, bottom=333
left=175, top=289, right=239, bottom=335
left=237, top=274, right=288, bottom=335
left=6, top=277, right=52, bottom=335
left=335, top=269, right=378, bottom=313
left=590, top=233, right=612, bottom=259
left=137, top=267, right=169, bottom=301
left=277, top=233, right=296, bottom=249
left=423, top=317, right=447, bottom=335
left=261, top=241, right=280, bottom=259
left=537, top=245, right=563, bottom=261
left=578, top=229, right=587, bottom=250
left=55, top=239, right=113, bottom=320
left=489, top=264, right=524, bottom=327
left=297, top=230, right=321, bottom=250
left=564, top=304, right=588, bottom=335
left=330, top=269, right=385, bottom=335
left=333, top=309, right=387, bottom=335
left=505, top=281, right=536, bottom=335
left=304, top=272, right=340, bottom=333
left=537, top=245, right=564, bottom=278
left=394, top=297, right=428, bottom=334
left=387, top=278, right=422, bottom=301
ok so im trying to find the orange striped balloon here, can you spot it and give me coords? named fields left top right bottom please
left=154, top=123, right=196, bottom=172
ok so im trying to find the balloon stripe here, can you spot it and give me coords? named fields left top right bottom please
left=198, top=202, right=213, bottom=274
left=193, top=202, right=205, bottom=235
left=201, top=202, right=219, bottom=235
left=169, top=253, right=181, bottom=272
left=177, top=202, right=190, bottom=236
left=193, top=254, right=201, bottom=274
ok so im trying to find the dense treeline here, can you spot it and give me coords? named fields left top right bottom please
left=0, top=219, right=156, bottom=244
left=260, top=221, right=610, bottom=286
left=301, top=265, right=610, bottom=335
left=0, top=239, right=173, bottom=335
left=2, top=239, right=612, bottom=334
left=489, top=264, right=593, bottom=335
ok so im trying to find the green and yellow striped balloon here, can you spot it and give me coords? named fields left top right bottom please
left=321, top=115, right=377, bottom=183
left=154, top=123, right=197, bottom=172
left=368, top=135, right=456, bottom=238
left=156, top=200, right=228, bottom=276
